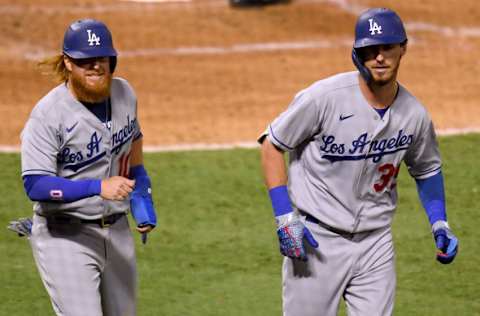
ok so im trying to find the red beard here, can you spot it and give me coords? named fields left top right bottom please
left=69, top=71, right=112, bottom=103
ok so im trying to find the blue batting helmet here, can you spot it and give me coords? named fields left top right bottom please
left=351, top=8, right=407, bottom=83
left=353, top=8, right=407, bottom=48
left=63, top=19, right=117, bottom=71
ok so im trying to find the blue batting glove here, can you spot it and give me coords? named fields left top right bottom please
left=276, top=212, right=319, bottom=261
left=432, top=221, right=458, bottom=264
left=7, top=217, right=33, bottom=237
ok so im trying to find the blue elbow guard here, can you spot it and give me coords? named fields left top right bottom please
left=130, top=166, right=157, bottom=227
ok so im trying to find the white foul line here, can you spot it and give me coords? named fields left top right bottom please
left=120, top=39, right=352, bottom=57
left=1, top=128, right=480, bottom=153
left=13, top=0, right=480, bottom=61
left=122, top=0, right=191, bottom=2
left=23, top=39, right=353, bottom=60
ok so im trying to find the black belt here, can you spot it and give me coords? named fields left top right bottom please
left=47, top=213, right=125, bottom=228
left=304, top=213, right=355, bottom=240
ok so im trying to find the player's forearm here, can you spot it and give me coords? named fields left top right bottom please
left=415, top=171, right=447, bottom=226
left=261, top=139, right=288, bottom=189
left=128, top=162, right=157, bottom=240
left=261, top=139, right=294, bottom=218
left=23, top=175, right=101, bottom=202
left=129, top=137, right=144, bottom=167
left=128, top=136, right=157, bottom=230
left=128, top=137, right=150, bottom=187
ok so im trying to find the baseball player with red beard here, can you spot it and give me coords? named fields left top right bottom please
left=19, top=19, right=156, bottom=315
left=259, top=8, right=458, bottom=316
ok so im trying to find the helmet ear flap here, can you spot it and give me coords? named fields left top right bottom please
left=351, top=48, right=372, bottom=84
left=109, top=56, right=117, bottom=73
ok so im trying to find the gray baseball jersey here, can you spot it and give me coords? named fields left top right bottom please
left=262, top=71, right=441, bottom=233
left=21, top=77, right=141, bottom=219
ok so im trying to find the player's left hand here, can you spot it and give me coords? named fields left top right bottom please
left=137, top=224, right=154, bottom=244
left=136, top=225, right=154, bottom=233
left=276, top=212, right=319, bottom=261
left=432, top=220, right=458, bottom=264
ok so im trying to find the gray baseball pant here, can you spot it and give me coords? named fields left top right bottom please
left=30, top=213, right=137, bottom=316
left=282, top=219, right=396, bottom=316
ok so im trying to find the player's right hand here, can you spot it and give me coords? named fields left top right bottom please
left=276, top=212, right=319, bottom=261
left=100, top=176, right=135, bottom=201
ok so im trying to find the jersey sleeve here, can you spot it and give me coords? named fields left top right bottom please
left=261, top=91, right=323, bottom=152
left=404, top=114, right=442, bottom=179
left=21, top=116, right=60, bottom=177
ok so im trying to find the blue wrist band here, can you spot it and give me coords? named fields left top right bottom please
left=268, top=185, right=293, bottom=217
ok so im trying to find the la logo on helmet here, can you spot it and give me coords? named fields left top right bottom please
left=368, top=18, right=382, bottom=35
left=87, top=29, right=101, bottom=46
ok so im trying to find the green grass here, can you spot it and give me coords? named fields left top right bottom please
left=1, top=134, right=479, bottom=315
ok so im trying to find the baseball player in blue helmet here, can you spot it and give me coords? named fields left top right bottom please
left=259, top=7, right=458, bottom=315
left=17, top=19, right=157, bottom=315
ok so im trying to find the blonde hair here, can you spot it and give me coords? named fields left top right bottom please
left=37, top=54, right=69, bottom=82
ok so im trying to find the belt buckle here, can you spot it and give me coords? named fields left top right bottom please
left=100, top=216, right=111, bottom=228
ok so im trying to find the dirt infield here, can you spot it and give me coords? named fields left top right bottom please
left=1, top=0, right=480, bottom=146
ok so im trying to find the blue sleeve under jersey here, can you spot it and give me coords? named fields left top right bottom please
left=415, top=171, right=447, bottom=225
left=23, top=175, right=101, bottom=203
